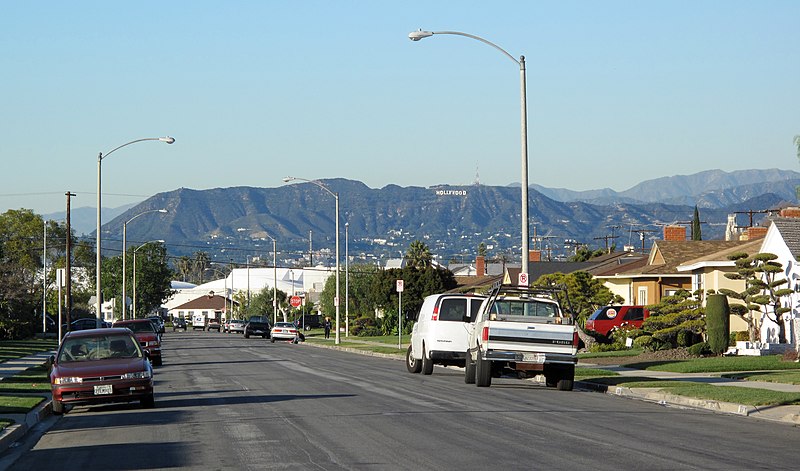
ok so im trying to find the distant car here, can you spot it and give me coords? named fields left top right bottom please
left=271, top=322, right=300, bottom=343
left=225, top=319, right=245, bottom=334
left=146, top=316, right=166, bottom=334
left=172, top=318, right=187, bottom=331
left=207, top=318, right=222, bottom=332
left=65, top=318, right=109, bottom=332
left=49, top=327, right=154, bottom=415
left=244, top=316, right=270, bottom=339
left=585, top=306, right=650, bottom=337
left=114, top=319, right=163, bottom=366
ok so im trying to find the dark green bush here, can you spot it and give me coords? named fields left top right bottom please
left=687, top=341, right=712, bottom=356
left=705, top=294, right=730, bottom=354
left=733, top=331, right=749, bottom=342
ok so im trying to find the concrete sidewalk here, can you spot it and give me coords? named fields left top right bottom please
left=578, top=362, right=800, bottom=425
left=0, top=352, right=55, bottom=454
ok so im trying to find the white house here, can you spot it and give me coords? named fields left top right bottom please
left=758, top=216, right=800, bottom=348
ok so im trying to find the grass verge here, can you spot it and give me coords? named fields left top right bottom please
left=0, top=365, right=50, bottom=393
left=721, top=371, right=800, bottom=385
left=625, top=355, right=800, bottom=373
left=0, top=396, right=45, bottom=414
left=578, top=348, right=643, bottom=359
left=0, top=339, right=58, bottom=363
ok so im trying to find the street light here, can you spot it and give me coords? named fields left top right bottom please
left=264, top=233, right=278, bottom=325
left=122, top=209, right=167, bottom=320
left=408, top=29, right=530, bottom=277
left=96, top=136, right=175, bottom=320
left=282, top=176, right=340, bottom=344
left=345, top=221, right=349, bottom=337
left=132, top=240, right=165, bottom=318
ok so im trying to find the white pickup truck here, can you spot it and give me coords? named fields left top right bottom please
left=465, top=283, right=578, bottom=390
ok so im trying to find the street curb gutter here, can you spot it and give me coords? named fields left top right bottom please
left=577, top=380, right=800, bottom=425
left=0, top=398, right=52, bottom=452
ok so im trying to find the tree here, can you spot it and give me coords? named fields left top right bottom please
left=246, top=286, right=287, bottom=320
left=405, top=240, right=432, bottom=269
left=568, top=246, right=605, bottom=262
left=720, top=252, right=793, bottom=343
left=477, top=242, right=487, bottom=257
left=129, top=243, right=173, bottom=318
left=638, top=290, right=705, bottom=350
left=692, top=206, right=702, bottom=240
left=175, top=256, right=192, bottom=282
left=193, top=251, right=210, bottom=284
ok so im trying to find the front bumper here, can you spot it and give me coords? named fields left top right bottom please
left=53, top=378, right=153, bottom=406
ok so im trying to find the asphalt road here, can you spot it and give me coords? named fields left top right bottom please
left=5, top=331, right=799, bottom=470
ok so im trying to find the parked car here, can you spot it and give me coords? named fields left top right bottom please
left=172, top=318, right=187, bottom=331
left=294, top=314, right=322, bottom=331
left=64, top=318, right=110, bottom=332
left=49, top=327, right=154, bottom=415
left=244, top=316, right=271, bottom=339
left=113, top=319, right=163, bottom=366
left=406, top=293, right=486, bottom=375
left=271, top=322, right=300, bottom=343
left=207, top=318, right=222, bottom=332
left=146, top=316, right=166, bottom=334
left=225, top=319, right=246, bottom=334
left=584, top=306, right=650, bottom=337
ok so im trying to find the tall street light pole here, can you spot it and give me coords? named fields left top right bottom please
left=265, top=233, right=278, bottom=325
left=96, top=137, right=175, bottom=320
left=122, top=209, right=167, bottom=320
left=345, top=221, right=349, bottom=338
left=282, top=176, right=340, bottom=344
left=132, top=240, right=164, bottom=318
left=409, top=29, right=530, bottom=277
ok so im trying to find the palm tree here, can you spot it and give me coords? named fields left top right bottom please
left=406, top=240, right=432, bottom=269
left=193, top=251, right=210, bottom=284
left=175, top=256, right=192, bottom=282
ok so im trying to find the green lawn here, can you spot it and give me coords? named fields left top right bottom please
left=575, top=367, right=619, bottom=378
left=624, top=355, right=800, bottom=373
left=722, top=370, right=800, bottom=385
left=0, top=339, right=58, bottom=363
left=0, top=365, right=50, bottom=393
left=0, top=395, right=45, bottom=414
left=578, top=348, right=644, bottom=359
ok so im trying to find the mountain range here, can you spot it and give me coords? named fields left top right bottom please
left=47, top=169, right=799, bottom=263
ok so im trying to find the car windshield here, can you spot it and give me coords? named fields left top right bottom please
left=116, top=322, right=156, bottom=333
left=490, top=298, right=559, bottom=318
left=59, top=335, right=141, bottom=362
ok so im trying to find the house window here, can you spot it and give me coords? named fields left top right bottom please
left=692, top=274, right=702, bottom=294
left=637, top=287, right=648, bottom=305
left=665, top=289, right=678, bottom=297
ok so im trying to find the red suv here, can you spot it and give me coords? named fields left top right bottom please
left=585, top=306, right=650, bottom=337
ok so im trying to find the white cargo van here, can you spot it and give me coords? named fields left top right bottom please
left=406, top=293, right=486, bottom=375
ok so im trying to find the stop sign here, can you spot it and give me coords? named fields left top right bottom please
left=290, top=296, right=302, bottom=308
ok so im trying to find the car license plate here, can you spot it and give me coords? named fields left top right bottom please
left=522, top=353, right=545, bottom=363
left=94, top=385, right=113, bottom=395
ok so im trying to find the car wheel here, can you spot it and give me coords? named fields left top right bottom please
left=557, top=366, right=575, bottom=391
left=244, top=333, right=250, bottom=338
left=270, top=337, right=275, bottom=343
left=52, top=400, right=64, bottom=415
left=464, top=349, right=476, bottom=384
left=153, top=357, right=163, bottom=367
left=406, top=345, right=422, bottom=374
left=141, top=394, right=155, bottom=408
left=421, top=345, right=434, bottom=375
left=475, top=349, right=492, bottom=387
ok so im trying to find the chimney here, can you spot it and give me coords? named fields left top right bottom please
left=780, top=207, right=800, bottom=218
left=475, top=255, right=485, bottom=276
left=744, top=226, right=768, bottom=240
left=529, top=250, right=542, bottom=262
left=664, top=225, right=686, bottom=241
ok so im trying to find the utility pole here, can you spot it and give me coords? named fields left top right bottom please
left=732, top=209, right=780, bottom=230
left=308, top=230, right=313, bottom=266
left=593, top=234, right=620, bottom=253
left=65, top=192, right=75, bottom=327
left=632, top=229, right=657, bottom=253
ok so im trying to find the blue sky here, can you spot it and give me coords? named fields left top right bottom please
left=2, top=1, right=798, bottom=214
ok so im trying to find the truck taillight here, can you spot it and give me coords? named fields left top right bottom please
left=431, top=306, right=439, bottom=321
left=573, top=330, right=579, bottom=347
left=481, top=326, right=489, bottom=343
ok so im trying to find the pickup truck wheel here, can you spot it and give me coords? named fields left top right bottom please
left=421, top=345, right=434, bottom=375
left=557, top=378, right=574, bottom=391
left=406, top=346, right=422, bottom=374
left=475, top=350, right=492, bottom=387
left=464, top=349, right=476, bottom=384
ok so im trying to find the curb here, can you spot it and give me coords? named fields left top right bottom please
left=302, top=340, right=406, bottom=360
left=0, top=398, right=52, bottom=452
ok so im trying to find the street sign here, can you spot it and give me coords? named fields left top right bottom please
left=518, top=272, right=529, bottom=287
left=290, top=296, right=302, bottom=308
left=396, top=279, right=404, bottom=292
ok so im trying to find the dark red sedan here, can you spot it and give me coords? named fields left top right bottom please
left=49, top=328, right=154, bottom=415
left=114, top=319, right=163, bottom=366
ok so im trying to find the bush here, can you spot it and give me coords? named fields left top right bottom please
left=733, top=331, right=749, bottom=342
left=589, top=342, right=629, bottom=353
left=705, top=294, right=730, bottom=354
left=351, top=316, right=376, bottom=337
left=687, top=342, right=712, bottom=356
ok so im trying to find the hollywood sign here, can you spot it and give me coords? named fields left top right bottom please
left=434, top=189, right=468, bottom=196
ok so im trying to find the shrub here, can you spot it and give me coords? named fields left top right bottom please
left=589, top=342, right=629, bottom=353
left=351, top=316, right=376, bottom=337
left=687, top=342, right=712, bottom=356
left=733, top=331, right=750, bottom=342
left=781, top=350, right=798, bottom=362
left=633, top=335, right=653, bottom=350
left=705, top=294, right=730, bottom=354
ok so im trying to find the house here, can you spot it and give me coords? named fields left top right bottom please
left=167, top=294, right=238, bottom=324
left=757, top=215, right=800, bottom=347
left=595, top=225, right=755, bottom=305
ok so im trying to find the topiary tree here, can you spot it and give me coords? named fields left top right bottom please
left=720, top=252, right=794, bottom=344
left=705, top=294, right=730, bottom=355
left=640, top=290, right=705, bottom=350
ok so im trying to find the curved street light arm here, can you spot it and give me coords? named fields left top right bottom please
left=282, top=176, right=337, bottom=199
left=100, top=137, right=175, bottom=162
left=409, top=30, right=521, bottom=67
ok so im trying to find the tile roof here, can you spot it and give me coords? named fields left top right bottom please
left=678, top=238, right=763, bottom=269
left=171, top=294, right=234, bottom=310
left=610, top=240, right=753, bottom=276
